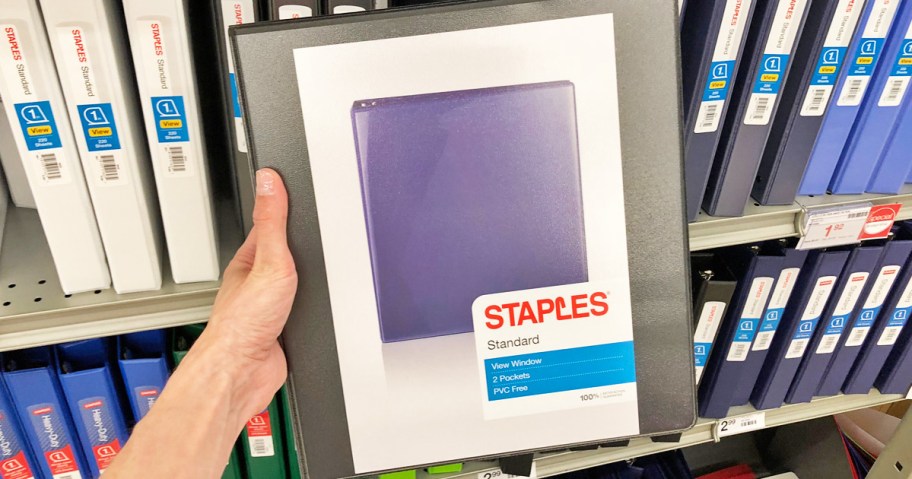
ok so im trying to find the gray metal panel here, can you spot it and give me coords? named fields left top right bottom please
left=231, top=1, right=693, bottom=477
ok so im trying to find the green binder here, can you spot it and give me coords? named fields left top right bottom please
left=171, top=324, right=245, bottom=479
left=279, top=386, right=303, bottom=479
left=241, top=395, right=287, bottom=478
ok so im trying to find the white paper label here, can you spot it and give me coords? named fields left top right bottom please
left=785, top=276, right=837, bottom=359
left=797, top=204, right=872, bottom=250
left=478, top=464, right=537, bottom=479
left=137, top=21, right=173, bottom=94
left=279, top=5, right=314, bottom=18
left=845, top=265, right=901, bottom=347
left=754, top=267, right=801, bottom=351
left=221, top=0, right=254, bottom=153
left=837, top=0, right=901, bottom=106
left=877, top=275, right=912, bottom=345
left=694, top=301, right=727, bottom=384
left=878, top=20, right=912, bottom=106
left=717, top=412, right=766, bottom=438
left=334, top=5, right=367, bottom=13
left=729, top=277, right=774, bottom=361
left=817, top=272, right=869, bottom=354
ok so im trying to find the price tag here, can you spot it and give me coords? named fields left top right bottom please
left=859, top=203, right=902, bottom=240
left=477, top=464, right=537, bottom=479
left=715, top=412, right=766, bottom=438
left=797, top=204, right=872, bottom=250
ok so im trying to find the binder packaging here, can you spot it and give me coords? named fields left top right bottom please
left=817, top=240, right=912, bottom=395
left=233, top=1, right=694, bottom=476
left=831, top=0, right=912, bottom=194
left=0, top=375, right=39, bottom=479
left=750, top=250, right=849, bottom=410
left=117, top=331, right=171, bottom=422
left=680, top=0, right=757, bottom=220
left=786, top=245, right=883, bottom=404
left=121, top=0, right=220, bottom=284
left=0, top=0, right=110, bottom=294
left=697, top=244, right=784, bottom=418
left=2, top=347, right=90, bottom=479
left=691, top=253, right=739, bottom=385
left=40, top=0, right=164, bottom=294
left=241, top=396, right=287, bottom=478
left=703, top=0, right=810, bottom=217
left=752, top=0, right=864, bottom=206
left=270, top=0, right=321, bottom=18
left=0, top=95, right=36, bottom=208
left=730, top=247, right=808, bottom=406
left=799, top=0, right=902, bottom=195
left=56, top=339, right=129, bottom=477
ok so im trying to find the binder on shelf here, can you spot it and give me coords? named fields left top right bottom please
left=691, top=252, right=739, bottom=385
left=56, top=339, right=130, bottom=478
left=752, top=0, right=865, bottom=206
left=325, top=0, right=375, bottom=14
left=730, top=247, right=808, bottom=406
left=0, top=0, right=110, bottom=294
left=703, top=0, right=811, bottom=217
left=40, top=0, right=164, bottom=294
left=0, top=374, right=40, bottom=479
left=0, top=96, right=36, bottom=209
left=799, top=0, right=903, bottom=195
left=875, top=293, right=912, bottom=394
left=241, top=395, right=287, bottom=479
left=868, top=85, right=912, bottom=193
left=817, top=240, right=912, bottom=395
left=2, top=347, right=91, bottom=479
left=279, top=385, right=303, bottom=479
left=680, top=0, right=758, bottom=220
left=121, top=0, right=220, bottom=284
left=269, top=0, right=321, bottom=18
left=117, top=330, right=170, bottom=422
left=831, top=0, right=912, bottom=194
left=786, top=245, right=883, bottom=404
left=697, top=243, right=785, bottom=419
left=750, top=249, right=849, bottom=410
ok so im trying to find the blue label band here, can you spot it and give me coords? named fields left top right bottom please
left=77, top=103, right=121, bottom=152
left=811, top=46, right=849, bottom=86
left=753, top=54, right=790, bottom=94
left=694, top=342, right=713, bottom=368
left=14, top=101, right=63, bottom=151
left=484, top=342, right=636, bottom=401
left=823, top=313, right=851, bottom=336
left=230, top=72, right=242, bottom=118
left=847, top=37, right=886, bottom=76
left=758, top=307, right=785, bottom=333
left=150, top=96, right=189, bottom=143
left=733, top=316, right=760, bottom=344
left=891, top=39, right=912, bottom=77
left=854, top=306, right=882, bottom=329
left=792, top=317, right=822, bottom=341
left=702, top=60, right=736, bottom=102
left=887, top=306, right=912, bottom=328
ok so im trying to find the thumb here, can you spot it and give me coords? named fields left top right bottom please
left=251, top=168, right=292, bottom=277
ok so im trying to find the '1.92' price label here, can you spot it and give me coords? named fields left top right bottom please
left=797, top=204, right=872, bottom=250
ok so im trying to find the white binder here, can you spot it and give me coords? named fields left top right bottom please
left=0, top=0, right=110, bottom=294
left=121, top=0, right=220, bottom=283
left=40, top=0, right=164, bottom=293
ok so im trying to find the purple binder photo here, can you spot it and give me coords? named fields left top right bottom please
left=351, top=81, right=589, bottom=343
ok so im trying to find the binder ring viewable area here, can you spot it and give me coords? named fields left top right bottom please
left=231, top=1, right=691, bottom=477
left=352, top=82, right=588, bottom=343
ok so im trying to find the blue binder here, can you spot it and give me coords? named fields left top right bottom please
left=118, top=331, right=170, bottom=422
left=817, top=240, right=912, bottom=395
left=698, top=244, right=785, bottom=418
left=753, top=0, right=866, bottom=205
left=730, top=247, right=808, bottom=406
left=786, top=245, right=884, bottom=404
left=750, top=250, right=849, bottom=410
left=831, top=0, right=912, bottom=194
left=0, top=374, right=40, bottom=479
left=868, top=89, right=912, bottom=193
left=57, top=338, right=130, bottom=478
left=680, top=0, right=759, bottom=220
left=703, top=0, right=811, bottom=217
left=799, top=0, right=905, bottom=195
left=2, top=347, right=91, bottom=479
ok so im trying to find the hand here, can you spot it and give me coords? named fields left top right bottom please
left=199, top=168, right=297, bottom=420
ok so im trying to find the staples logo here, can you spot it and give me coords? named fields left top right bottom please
left=82, top=400, right=103, bottom=410
left=4, top=27, right=22, bottom=61
left=483, top=291, right=609, bottom=330
left=139, top=389, right=158, bottom=398
left=151, top=23, right=164, bottom=56
left=49, top=450, right=70, bottom=463
left=31, top=407, right=51, bottom=416
left=234, top=3, right=244, bottom=25
left=71, top=28, right=87, bottom=63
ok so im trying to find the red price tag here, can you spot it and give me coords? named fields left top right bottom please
left=858, top=204, right=902, bottom=240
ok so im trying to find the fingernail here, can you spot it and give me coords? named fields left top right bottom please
left=256, top=169, right=275, bottom=196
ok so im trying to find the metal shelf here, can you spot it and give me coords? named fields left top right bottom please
left=422, top=391, right=905, bottom=479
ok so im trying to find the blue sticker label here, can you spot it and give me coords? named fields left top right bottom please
left=887, top=306, right=911, bottom=328
left=230, top=72, right=241, bottom=118
left=810, top=46, right=849, bottom=86
left=151, top=96, right=189, bottom=143
left=753, top=54, right=790, bottom=94
left=733, top=316, right=760, bottom=344
left=484, top=342, right=636, bottom=401
left=854, top=306, right=882, bottom=329
left=792, top=316, right=823, bottom=341
left=891, top=39, right=912, bottom=76
left=694, top=342, right=713, bottom=368
left=14, top=101, right=63, bottom=151
left=702, top=60, right=736, bottom=102
left=77, top=103, right=121, bottom=152
left=758, top=307, right=785, bottom=333
left=823, top=313, right=851, bottom=336
left=847, top=37, right=886, bottom=76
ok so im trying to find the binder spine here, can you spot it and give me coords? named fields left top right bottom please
left=869, top=96, right=912, bottom=193
left=0, top=96, right=36, bottom=208
left=875, top=309, right=912, bottom=394
left=0, top=377, right=39, bottom=479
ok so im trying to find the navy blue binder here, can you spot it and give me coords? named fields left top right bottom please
left=751, top=250, right=849, bottom=410
left=118, top=331, right=170, bottom=422
left=703, top=0, right=811, bottom=216
left=786, top=245, right=884, bottom=404
left=753, top=0, right=863, bottom=205
left=875, top=301, right=912, bottom=394
left=680, top=0, right=758, bottom=220
left=730, top=247, right=808, bottom=406
left=698, top=244, right=785, bottom=418
left=817, top=240, right=912, bottom=396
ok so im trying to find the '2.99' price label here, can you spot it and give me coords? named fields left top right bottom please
left=477, top=464, right=537, bottom=479
left=715, top=412, right=766, bottom=438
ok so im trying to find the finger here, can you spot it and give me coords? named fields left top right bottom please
left=251, top=168, right=292, bottom=276
left=223, top=228, right=258, bottom=288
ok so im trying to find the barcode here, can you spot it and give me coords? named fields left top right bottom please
left=752, top=332, right=772, bottom=351
left=805, top=88, right=827, bottom=113
left=881, top=329, right=898, bottom=344
left=848, top=211, right=869, bottom=219
left=699, top=104, right=720, bottom=130
left=40, top=152, right=63, bottom=182
left=884, top=78, right=904, bottom=102
left=817, top=335, right=838, bottom=354
left=249, top=436, right=275, bottom=457
left=786, top=339, right=807, bottom=359
left=839, top=77, right=866, bottom=105
left=742, top=419, right=757, bottom=427
left=166, top=146, right=187, bottom=173
left=55, top=474, right=80, bottom=479
left=98, top=154, right=120, bottom=182
left=750, top=97, right=770, bottom=121
left=728, top=342, right=748, bottom=361
left=847, top=328, right=868, bottom=346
